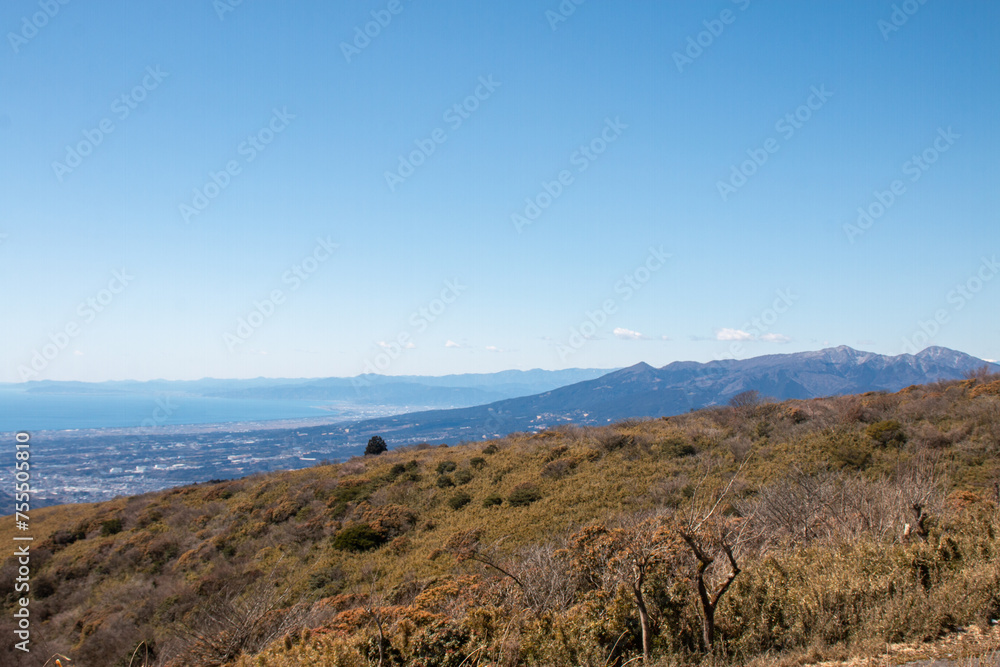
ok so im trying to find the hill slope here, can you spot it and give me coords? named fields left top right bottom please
left=2, top=374, right=999, bottom=666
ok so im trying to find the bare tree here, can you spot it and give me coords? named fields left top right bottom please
left=443, top=529, right=576, bottom=613
left=678, top=519, right=745, bottom=651
left=566, top=513, right=682, bottom=663
left=728, top=390, right=764, bottom=411
left=740, top=459, right=941, bottom=550
left=359, top=563, right=389, bottom=667
left=177, top=558, right=303, bottom=666
left=678, top=456, right=756, bottom=652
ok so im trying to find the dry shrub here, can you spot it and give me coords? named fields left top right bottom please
left=725, top=505, right=1000, bottom=662
left=540, top=456, right=580, bottom=479
left=176, top=563, right=306, bottom=666
left=833, top=395, right=868, bottom=425
left=970, top=380, right=1000, bottom=398
left=596, top=427, right=634, bottom=452
left=862, top=391, right=901, bottom=419
left=910, top=422, right=955, bottom=449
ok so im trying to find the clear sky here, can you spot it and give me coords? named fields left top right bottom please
left=2, top=0, right=997, bottom=382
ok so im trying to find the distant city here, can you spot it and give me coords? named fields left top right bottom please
left=4, top=347, right=995, bottom=506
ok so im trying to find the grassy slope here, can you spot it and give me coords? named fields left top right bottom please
left=1, top=377, right=998, bottom=666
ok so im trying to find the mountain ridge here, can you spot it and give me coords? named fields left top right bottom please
left=318, top=346, right=999, bottom=445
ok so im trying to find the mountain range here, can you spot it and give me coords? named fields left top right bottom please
left=12, top=368, right=616, bottom=409
left=319, top=346, right=999, bottom=445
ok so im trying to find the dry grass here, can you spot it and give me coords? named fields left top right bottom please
left=1, top=380, right=998, bottom=666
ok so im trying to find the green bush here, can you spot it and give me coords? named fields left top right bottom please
left=388, top=463, right=407, bottom=480
left=508, top=484, right=542, bottom=507
left=866, top=420, right=907, bottom=447
left=100, top=518, right=123, bottom=536
left=483, top=444, right=499, bottom=455
left=470, top=457, right=487, bottom=470
left=50, top=528, right=86, bottom=547
left=365, top=435, right=388, bottom=456
left=447, top=491, right=472, bottom=510
left=331, top=523, right=386, bottom=552
left=825, top=430, right=873, bottom=470
left=482, top=494, right=503, bottom=508
left=453, top=469, right=473, bottom=485
left=436, top=474, right=455, bottom=489
left=661, top=436, right=696, bottom=458
left=541, top=457, right=579, bottom=479
left=437, top=460, right=458, bottom=474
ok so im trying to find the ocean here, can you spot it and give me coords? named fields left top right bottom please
left=0, top=387, right=336, bottom=432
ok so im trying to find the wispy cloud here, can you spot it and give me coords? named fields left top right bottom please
left=485, top=345, right=504, bottom=352
left=613, top=327, right=649, bottom=340
left=716, top=328, right=753, bottom=341
left=444, top=340, right=465, bottom=348
left=717, top=328, right=790, bottom=343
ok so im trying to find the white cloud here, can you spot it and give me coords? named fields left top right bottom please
left=614, top=327, right=648, bottom=340
left=445, top=340, right=462, bottom=348
left=716, top=328, right=753, bottom=341
left=760, top=333, right=791, bottom=343
left=73, top=350, right=84, bottom=356
left=485, top=345, right=504, bottom=352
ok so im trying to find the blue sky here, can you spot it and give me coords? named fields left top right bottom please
left=2, top=0, right=998, bottom=382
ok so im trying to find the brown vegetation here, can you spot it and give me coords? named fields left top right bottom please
left=1, top=374, right=999, bottom=666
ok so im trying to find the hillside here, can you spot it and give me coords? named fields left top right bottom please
left=2, top=373, right=999, bottom=666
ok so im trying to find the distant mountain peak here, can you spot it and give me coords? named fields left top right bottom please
left=915, top=346, right=961, bottom=358
left=608, top=361, right=659, bottom=379
left=626, top=361, right=655, bottom=371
